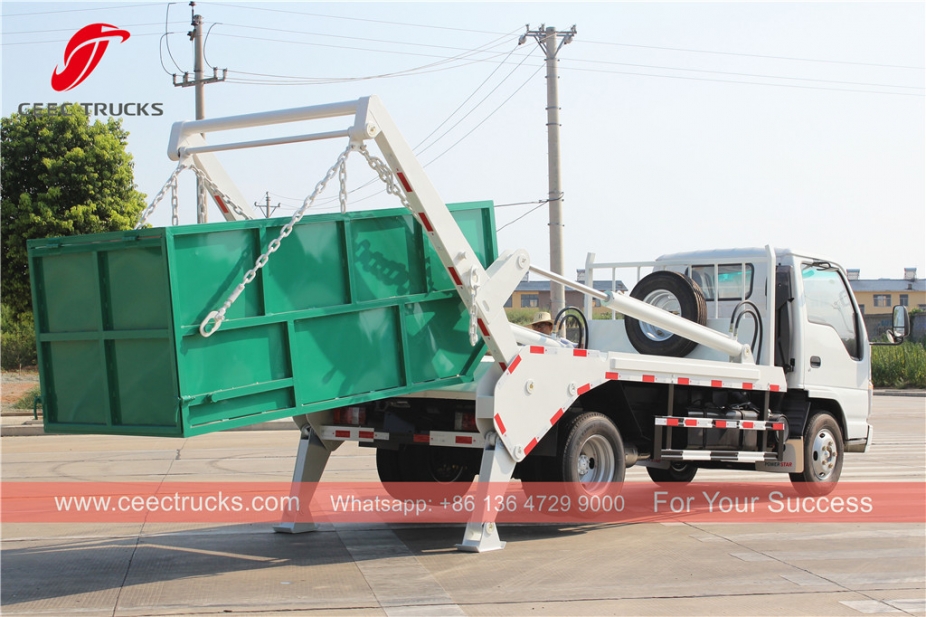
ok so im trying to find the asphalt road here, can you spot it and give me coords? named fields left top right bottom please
left=1, top=396, right=923, bottom=616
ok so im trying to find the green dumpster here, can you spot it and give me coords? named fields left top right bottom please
left=28, top=201, right=496, bottom=437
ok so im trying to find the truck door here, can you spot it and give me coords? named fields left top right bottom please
left=795, top=262, right=870, bottom=439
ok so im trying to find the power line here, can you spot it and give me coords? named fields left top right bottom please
left=2, top=21, right=168, bottom=35
left=222, top=36, right=524, bottom=86
left=558, top=63, right=926, bottom=97
left=582, top=38, right=925, bottom=71
left=561, top=57, right=925, bottom=91
left=212, top=32, right=512, bottom=63
left=211, top=21, right=517, bottom=54
left=424, top=63, right=546, bottom=167
left=417, top=46, right=536, bottom=155
left=164, top=3, right=185, bottom=74
left=497, top=201, right=550, bottom=232
left=208, top=2, right=509, bottom=35
left=3, top=3, right=155, bottom=17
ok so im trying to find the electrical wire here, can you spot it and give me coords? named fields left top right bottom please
left=497, top=201, right=550, bottom=232
left=203, top=22, right=221, bottom=70
left=3, top=3, right=155, bottom=17
left=424, top=63, right=545, bottom=167
left=417, top=46, right=535, bottom=155
left=3, top=22, right=167, bottom=35
left=212, top=22, right=516, bottom=55
left=213, top=32, right=511, bottom=66
left=557, top=63, right=925, bottom=97
left=582, top=38, right=925, bottom=71
left=223, top=38, right=524, bottom=86
left=208, top=2, right=509, bottom=36
left=164, top=3, right=185, bottom=74
left=561, top=56, right=924, bottom=92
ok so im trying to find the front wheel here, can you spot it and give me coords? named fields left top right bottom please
left=646, top=462, right=698, bottom=485
left=790, top=412, right=843, bottom=496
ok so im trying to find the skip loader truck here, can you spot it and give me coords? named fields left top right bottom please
left=27, top=96, right=911, bottom=552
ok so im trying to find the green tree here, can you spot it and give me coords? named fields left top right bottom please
left=1, top=105, right=146, bottom=314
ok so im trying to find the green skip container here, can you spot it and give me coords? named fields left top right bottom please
left=28, top=201, right=496, bottom=437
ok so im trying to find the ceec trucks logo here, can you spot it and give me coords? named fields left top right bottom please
left=51, top=23, right=130, bottom=92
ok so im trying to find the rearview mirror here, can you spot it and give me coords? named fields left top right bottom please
left=892, top=305, right=910, bottom=340
left=874, top=305, right=911, bottom=346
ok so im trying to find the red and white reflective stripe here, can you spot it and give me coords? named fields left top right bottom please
left=418, top=212, right=434, bottom=232
left=655, top=417, right=786, bottom=431
left=660, top=449, right=777, bottom=463
left=319, top=426, right=388, bottom=442
left=429, top=430, right=485, bottom=449
left=318, top=426, right=485, bottom=448
left=507, top=354, right=522, bottom=374
left=604, top=371, right=785, bottom=393
left=213, top=195, right=229, bottom=214
left=494, top=413, right=507, bottom=435
left=396, top=170, right=413, bottom=193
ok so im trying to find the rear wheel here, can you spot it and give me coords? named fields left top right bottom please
left=646, top=462, right=698, bottom=485
left=377, top=445, right=476, bottom=499
left=625, top=271, right=707, bottom=357
left=790, top=412, right=843, bottom=496
left=556, top=413, right=625, bottom=496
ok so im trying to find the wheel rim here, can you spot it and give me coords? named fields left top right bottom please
left=639, top=289, right=682, bottom=342
left=576, top=434, right=615, bottom=485
left=810, top=428, right=839, bottom=480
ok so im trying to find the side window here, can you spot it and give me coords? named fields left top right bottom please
left=690, top=264, right=754, bottom=301
left=801, top=264, right=860, bottom=359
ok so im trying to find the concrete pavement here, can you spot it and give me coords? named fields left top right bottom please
left=1, top=396, right=923, bottom=616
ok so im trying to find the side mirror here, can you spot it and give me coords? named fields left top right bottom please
left=874, top=305, right=911, bottom=346
left=891, top=305, right=910, bottom=341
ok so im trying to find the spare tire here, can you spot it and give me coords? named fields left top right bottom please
left=625, top=271, right=707, bottom=357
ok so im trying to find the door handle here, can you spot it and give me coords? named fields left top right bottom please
left=810, top=356, right=822, bottom=368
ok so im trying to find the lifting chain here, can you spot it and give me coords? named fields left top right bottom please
left=170, top=174, right=180, bottom=227
left=188, top=165, right=252, bottom=221
left=357, top=145, right=481, bottom=347
left=469, top=268, right=481, bottom=346
left=199, top=143, right=352, bottom=337
left=134, top=159, right=253, bottom=229
left=135, top=159, right=189, bottom=229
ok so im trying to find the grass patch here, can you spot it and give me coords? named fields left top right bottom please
left=871, top=340, right=926, bottom=389
left=12, top=385, right=42, bottom=410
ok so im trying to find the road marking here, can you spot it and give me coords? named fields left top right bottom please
left=840, top=600, right=903, bottom=614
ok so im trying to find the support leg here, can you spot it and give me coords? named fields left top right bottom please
left=456, top=435, right=517, bottom=552
left=273, top=426, right=332, bottom=534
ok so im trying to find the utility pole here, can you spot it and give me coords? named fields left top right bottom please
left=521, top=24, right=576, bottom=319
left=173, top=2, right=227, bottom=223
left=255, top=192, right=280, bottom=218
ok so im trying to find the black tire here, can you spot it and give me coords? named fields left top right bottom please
left=402, top=445, right=477, bottom=485
left=376, top=448, right=403, bottom=483
left=789, top=412, right=844, bottom=496
left=646, top=462, right=698, bottom=485
left=625, top=271, right=707, bottom=357
left=555, top=413, right=625, bottom=494
left=378, top=445, right=476, bottom=499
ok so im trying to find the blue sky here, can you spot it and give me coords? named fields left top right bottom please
left=2, top=2, right=923, bottom=280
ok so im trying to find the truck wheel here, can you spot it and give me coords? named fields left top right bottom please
left=625, top=271, right=707, bottom=357
left=646, top=462, right=698, bottom=485
left=378, top=445, right=475, bottom=499
left=376, top=448, right=403, bottom=483
left=558, top=413, right=625, bottom=493
left=789, top=412, right=843, bottom=496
